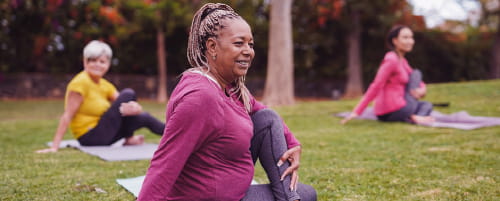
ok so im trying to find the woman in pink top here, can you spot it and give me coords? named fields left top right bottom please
left=138, top=3, right=316, bottom=201
left=342, top=25, right=434, bottom=125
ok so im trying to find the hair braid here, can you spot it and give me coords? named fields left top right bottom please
left=187, top=3, right=239, bottom=68
left=186, top=3, right=252, bottom=113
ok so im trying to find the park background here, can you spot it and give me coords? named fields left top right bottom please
left=1, top=0, right=499, bottom=103
left=0, top=0, right=499, bottom=201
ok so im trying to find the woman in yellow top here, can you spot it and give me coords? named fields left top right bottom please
left=36, top=40, right=165, bottom=153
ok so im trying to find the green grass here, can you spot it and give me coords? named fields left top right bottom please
left=1, top=80, right=499, bottom=201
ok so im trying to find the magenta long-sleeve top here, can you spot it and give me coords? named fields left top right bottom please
left=354, top=51, right=426, bottom=116
left=138, top=72, right=300, bottom=201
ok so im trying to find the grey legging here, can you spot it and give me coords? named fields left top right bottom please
left=78, top=88, right=165, bottom=146
left=242, top=109, right=317, bottom=201
left=377, top=69, right=433, bottom=122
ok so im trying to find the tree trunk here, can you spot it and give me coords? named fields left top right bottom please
left=156, top=27, right=168, bottom=103
left=343, top=9, right=364, bottom=98
left=490, top=13, right=500, bottom=79
left=262, top=0, right=295, bottom=106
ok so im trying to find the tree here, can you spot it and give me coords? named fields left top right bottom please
left=343, top=6, right=363, bottom=98
left=156, top=19, right=168, bottom=103
left=313, top=0, right=410, bottom=98
left=491, top=12, right=500, bottom=79
left=478, top=0, right=500, bottom=78
left=117, top=0, right=191, bottom=102
left=262, top=0, right=295, bottom=106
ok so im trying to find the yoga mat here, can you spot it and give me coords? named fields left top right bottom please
left=47, top=139, right=158, bottom=161
left=116, top=176, right=259, bottom=198
left=336, top=107, right=500, bottom=130
left=47, top=139, right=125, bottom=148
left=116, top=175, right=145, bottom=198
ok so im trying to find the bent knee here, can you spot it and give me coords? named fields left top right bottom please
left=251, top=108, right=281, bottom=121
left=121, top=88, right=135, bottom=96
left=251, top=109, right=281, bottom=127
left=422, top=101, right=433, bottom=110
left=119, top=88, right=136, bottom=101
left=297, top=183, right=317, bottom=201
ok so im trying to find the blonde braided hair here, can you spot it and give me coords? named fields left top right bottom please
left=187, top=3, right=252, bottom=113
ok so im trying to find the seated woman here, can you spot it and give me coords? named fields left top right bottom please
left=36, top=40, right=165, bottom=153
left=138, top=3, right=316, bottom=201
left=342, top=25, right=434, bottom=125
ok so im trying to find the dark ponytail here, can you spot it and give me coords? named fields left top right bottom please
left=386, top=25, right=409, bottom=50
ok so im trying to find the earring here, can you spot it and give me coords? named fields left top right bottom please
left=212, top=55, right=216, bottom=61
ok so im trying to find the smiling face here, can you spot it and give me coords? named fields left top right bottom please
left=392, top=27, right=415, bottom=54
left=207, top=18, right=254, bottom=85
left=83, top=54, right=110, bottom=81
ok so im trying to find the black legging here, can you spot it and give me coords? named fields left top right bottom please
left=242, top=109, right=317, bottom=201
left=78, top=88, right=165, bottom=146
left=377, top=70, right=433, bottom=122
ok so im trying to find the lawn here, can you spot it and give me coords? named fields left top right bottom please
left=0, top=80, right=499, bottom=201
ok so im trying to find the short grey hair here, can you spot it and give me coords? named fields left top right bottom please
left=83, top=40, right=113, bottom=59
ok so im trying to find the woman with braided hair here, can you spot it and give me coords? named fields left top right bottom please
left=139, top=3, right=316, bottom=201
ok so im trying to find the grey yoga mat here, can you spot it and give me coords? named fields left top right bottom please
left=336, top=107, right=500, bottom=130
left=116, top=176, right=259, bottom=198
left=47, top=139, right=158, bottom=161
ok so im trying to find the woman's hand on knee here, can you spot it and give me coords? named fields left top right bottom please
left=119, top=101, right=143, bottom=116
left=410, top=88, right=426, bottom=99
left=278, top=145, right=301, bottom=191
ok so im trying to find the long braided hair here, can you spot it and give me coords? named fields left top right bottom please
left=187, top=3, right=252, bottom=113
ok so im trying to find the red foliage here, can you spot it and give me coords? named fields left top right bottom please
left=99, top=6, right=125, bottom=25
left=73, top=31, right=82, bottom=40
left=442, top=32, right=467, bottom=42
left=390, top=1, right=426, bottom=31
left=46, top=0, right=63, bottom=12
left=108, top=35, right=118, bottom=45
left=314, top=0, right=344, bottom=27
left=33, top=36, right=49, bottom=56
left=69, top=9, right=78, bottom=18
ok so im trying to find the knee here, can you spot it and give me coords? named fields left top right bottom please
left=119, top=88, right=136, bottom=101
left=422, top=101, right=433, bottom=110
left=408, top=70, right=422, bottom=88
left=121, top=88, right=135, bottom=96
left=297, top=184, right=317, bottom=201
left=423, top=101, right=433, bottom=112
left=135, top=112, right=149, bottom=119
left=411, top=69, right=422, bottom=80
left=251, top=109, right=281, bottom=130
left=412, top=69, right=422, bottom=76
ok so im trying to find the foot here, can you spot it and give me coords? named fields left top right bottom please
left=124, top=135, right=145, bottom=145
left=411, top=115, right=435, bottom=125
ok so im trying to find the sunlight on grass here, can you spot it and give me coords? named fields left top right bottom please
left=1, top=80, right=499, bottom=200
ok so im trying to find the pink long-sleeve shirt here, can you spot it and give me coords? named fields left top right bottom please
left=138, top=72, right=300, bottom=201
left=354, top=51, right=426, bottom=116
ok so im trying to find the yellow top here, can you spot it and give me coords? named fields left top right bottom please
left=65, top=71, right=117, bottom=138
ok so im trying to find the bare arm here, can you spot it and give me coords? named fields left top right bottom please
left=36, top=91, right=83, bottom=153
left=110, top=91, right=119, bottom=102
left=341, top=112, right=359, bottom=125
left=410, top=82, right=427, bottom=99
left=277, top=145, right=302, bottom=191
